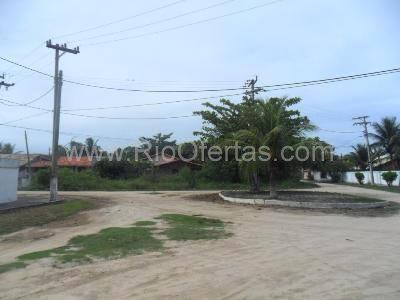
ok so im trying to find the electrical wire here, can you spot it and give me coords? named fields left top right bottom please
left=24, top=86, right=54, bottom=105
left=0, top=123, right=136, bottom=142
left=83, top=0, right=285, bottom=46
left=62, top=92, right=245, bottom=111
left=72, top=0, right=237, bottom=43
left=52, top=0, right=188, bottom=39
left=2, top=55, right=399, bottom=93
left=1, top=112, right=49, bottom=125
left=317, top=128, right=358, bottom=134
left=62, top=112, right=196, bottom=120
left=0, top=96, right=198, bottom=120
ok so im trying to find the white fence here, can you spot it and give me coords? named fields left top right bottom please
left=0, top=158, right=19, bottom=203
left=342, top=171, right=400, bottom=186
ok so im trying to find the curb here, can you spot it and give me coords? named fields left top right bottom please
left=218, top=193, right=386, bottom=209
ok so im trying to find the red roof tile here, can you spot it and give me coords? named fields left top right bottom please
left=31, top=156, right=93, bottom=168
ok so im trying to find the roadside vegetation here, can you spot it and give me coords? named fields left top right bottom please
left=27, top=168, right=317, bottom=191
left=0, top=214, right=232, bottom=274
left=340, top=182, right=400, bottom=194
left=0, top=198, right=97, bottom=235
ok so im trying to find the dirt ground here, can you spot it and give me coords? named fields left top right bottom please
left=1, top=184, right=400, bottom=299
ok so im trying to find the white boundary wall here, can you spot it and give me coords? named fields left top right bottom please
left=0, top=158, right=19, bottom=203
left=343, top=171, right=400, bottom=186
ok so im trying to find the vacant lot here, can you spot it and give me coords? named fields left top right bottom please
left=1, top=187, right=400, bottom=299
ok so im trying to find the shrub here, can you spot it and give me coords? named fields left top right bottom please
left=179, top=167, right=196, bottom=188
left=381, top=171, right=398, bottom=187
left=330, top=172, right=342, bottom=183
left=355, top=172, right=365, bottom=185
left=94, top=159, right=149, bottom=179
left=32, top=169, right=50, bottom=189
left=197, top=160, right=239, bottom=182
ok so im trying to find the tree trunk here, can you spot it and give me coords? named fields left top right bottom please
left=269, top=168, right=278, bottom=199
left=249, top=172, right=260, bottom=193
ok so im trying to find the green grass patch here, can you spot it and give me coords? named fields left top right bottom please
left=0, top=199, right=96, bottom=236
left=158, top=214, right=232, bottom=241
left=0, top=261, right=27, bottom=274
left=1, top=214, right=232, bottom=274
left=340, top=183, right=400, bottom=194
left=18, top=226, right=163, bottom=264
left=134, top=221, right=157, bottom=226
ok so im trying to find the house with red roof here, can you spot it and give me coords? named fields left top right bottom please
left=30, top=156, right=95, bottom=172
left=147, top=154, right=202, bottom=175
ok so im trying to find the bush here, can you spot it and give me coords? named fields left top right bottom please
left=197, top=160, right=239, bottom=182
left=330, top=172, right=342, bottom=183
left=179, top=167, right=196, bottom=188
left=94, top=159, right=149, bottom=179
left=33, top=169, right=50, bottom=188
left=355, top=172, right=365, bottom=185
left=381, top=171, right=398, bottom=187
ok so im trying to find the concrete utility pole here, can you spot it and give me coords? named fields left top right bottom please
left=24, top=130, right=32, bottom=184
left=46, top=40, right=79, bottom=202
left=353, top=115, right=375, bottom=185
left=244, top=76, right=263, bottom=101
left=0, top=73, right=15, bottom=90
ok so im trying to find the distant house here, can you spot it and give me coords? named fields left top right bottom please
left=30, top=156, right=95, bottom=172
left=303, top=169, right=332, bottom=182
left=147, top=154, right=202, bottom=175
left=0, top=154, right=49, bottom=187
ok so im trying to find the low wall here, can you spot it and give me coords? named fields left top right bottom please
left=219, top=193, right=386, bottom=209
left=0, top=158, right=19, bottom=203
left=342, top=171, right=400, bottom=186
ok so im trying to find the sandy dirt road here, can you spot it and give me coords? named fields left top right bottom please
left=1, top=186, right=400, bottom=299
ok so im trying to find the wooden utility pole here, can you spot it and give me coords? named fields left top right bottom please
left=0, top=73, right=15, bottom=90
left=24, top=130, right=32, bottom=184
left=353, top=116, right=375, bottom=185
left=46, top=40, right=79, bottom=202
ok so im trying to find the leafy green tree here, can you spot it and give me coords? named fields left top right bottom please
left=370, top=117, right=400, bottom=169
left=139, top=133, right=176, bottom=155
left=0, top=142, right=15, bottom=154
left=355, top=172, right=365, bottom=185
left=195, top=97, right=266, bottom=192
left=197, top=96, right=313, bottom=196
left=381, top=171, right=398, bottom=187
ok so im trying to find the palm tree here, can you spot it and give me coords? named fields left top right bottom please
left=349, top=144, right=369, bottom=170
left=370, top=117, right=400, bottom=169
left=230, top=97, right=314, bottom=197
left=85, top=137, right=99, bottom=155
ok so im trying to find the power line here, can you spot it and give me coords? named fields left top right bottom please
left=62, top=92, right=245, bottom=111
left=317, top=128, right=358, bottom=134
left=260, top=68, right=400, bottom=90
left=62, top=112, right=196, bottom=120
left=0, top=96, right=198, bottom=120
left=1, top=55, right=399, bottom=93
left=52, top=0, right=187, bottom=40
left=73, top=0, right=237, bottom=43
left=24, top=86, right=54, bottom=105
left=83, top=0, right=285, bottom=46
left=1, top=112, right=49, bottom=125
left=0, top=123, right=135, bottom=142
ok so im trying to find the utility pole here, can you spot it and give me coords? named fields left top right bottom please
left=0, top=73, right=15, bottom=90
left=244, top=76, right=263, bottom=101
left=46, top=40, right=79, bottom=202
left=353, top=116, right=375, bottom=185
left=24, top=130, right=32, bottom=184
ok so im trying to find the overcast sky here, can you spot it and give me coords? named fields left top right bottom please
left=1, top=0, right=399, bottom=154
